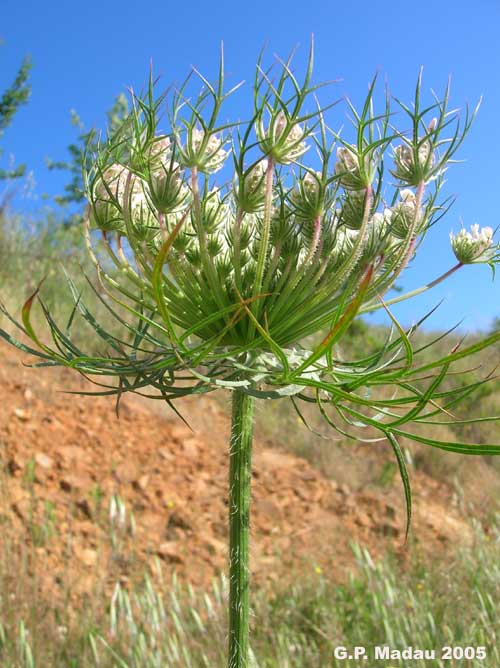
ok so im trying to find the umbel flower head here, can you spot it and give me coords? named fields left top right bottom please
left=450, top=224, right=497, bottom=264
left=147, top=134, right=172, bottom=168
left=3, top=45, right=499, bottom=450
left=90, top=163, right=146, bottom=233
left=144, top=135, right=190, bottom=214
left=290, top=170, right=326, bottom=220
left=392, top=139, right=435, bottom=185
left=235, top=159, right=268, bottom=213
left=334, top=144, right=378, bottom=191
left=389, top=189, right=425, bottom=239
left=257, top=110, right=309, bottom=164
left=178, top=127, right=228, bottom=173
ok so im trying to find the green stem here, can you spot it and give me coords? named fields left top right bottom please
left=233, top=208, right=245, bottom=292
left=190, top=166, right=227, bottom=312
left=248, top=157, right=274, bottom=339
left=359, top=261, right=463, bottom=314
left=228, top=390, right=254, bottom=668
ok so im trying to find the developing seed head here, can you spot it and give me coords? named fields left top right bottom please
left=129, top=194, right=160, bottom=242
left=291, top=171, right=324, bottom=220
left=329, top=226, right=353, bottom=267
left=93, top=163, right=129, bottom=202
left=331, top=206, right=393, bottom=269
left=90, top=163, right=134, bottom=233
left=147, top=160, right=190, bottom=214
left=91, top=163, right=164, bottom=242
left=450, top=224, right=494, bottom=264
left=235, top=159, right=268, bottom=213
left=89, top=200, right=124, bottom=233
left=392, top=136, right=435, bottom=185
left=207, top=228, right=231, bottom=258
left=196, top=188, right=230, bottom=233
left=338, top=190, right=369, bottom=230
left=184, top=127, right=228, bottom=173
left=260, top=111, right=309, bottom=164
left=334, top=145, right=376, bottom=191
left=146, top=210, right=196, bottom=256
left=362, top=212, right=392, bottom=261
left=147, top=134, right=172, bottom=170
left=388, top=189, right=425, bottom=239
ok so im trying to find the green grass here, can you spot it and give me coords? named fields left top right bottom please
left=0, top=515, right=497, bottom=667
left=0, top=209, right=123, bottom=351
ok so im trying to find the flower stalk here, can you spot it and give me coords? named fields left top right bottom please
left=190, top=166, right=226, bottom=311
left=250, top=156, right=274, bottom=331
left=228, top=390, right=254, bottom=668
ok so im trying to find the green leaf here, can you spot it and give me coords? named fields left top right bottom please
left=392, top=429, right=500, bottom=456
left=385, top=431, right=412, bottom=539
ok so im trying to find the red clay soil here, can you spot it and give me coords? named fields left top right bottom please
left=0, top=342, right=476, bottom=604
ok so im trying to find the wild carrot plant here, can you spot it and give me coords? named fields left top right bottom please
left=2, top=42, right=500, bottom=668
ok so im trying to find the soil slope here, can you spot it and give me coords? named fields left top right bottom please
left=0, top=343, right=475, bottom=603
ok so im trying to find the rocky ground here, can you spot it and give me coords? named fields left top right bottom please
left=0, top=342, right=478, bottom=606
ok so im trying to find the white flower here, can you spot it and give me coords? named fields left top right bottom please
left=189, top=128, right=228, bottom=173
left=388, top=189, right=424, bottom=239
left=148, top=159, right=190, bottom=214
left=129, top=195, right=159, bottom=242
left=450, top=224, right=494, bottom=264
left=291, top=170, right=323, bottom=218
left=94, top=163, right=130, bottom=202
left=392, top=140, right=435, bottom=184
left=339, top=190, right=368, bottom=229
left=147, top=135, right=172, bottom=169
left=334, top=144, right=376, bottom=191
left=236, top=159, right=268, bottom=213
left=300, top=171, right=321, bottom=197
left=264, top=111, right=308, bottom=164
left=245, top=159, right=268, bottom=191
left=91, top=163, right=143, bottom=232
left=198, top=188, right=230, bottom=233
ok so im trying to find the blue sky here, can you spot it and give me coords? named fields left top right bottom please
left=1, top=0, right=499, bottom=331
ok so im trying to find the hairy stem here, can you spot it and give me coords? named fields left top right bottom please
left=306, top=214, right=323, bottom=262
left=249, top=157, right=274, bottom=336
left=228, top=390, right=254, bottom=668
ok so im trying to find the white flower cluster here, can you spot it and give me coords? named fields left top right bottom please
left=146, top=136, right=190, bottom=214
left=387, top=189, right=424, bottom=239
left=450, top=224, right=494, bottom=264
left=298, top=171, right=321, bottom=198
left=237, top=159, right=268, bottom=213
left=199, top=188, right=231, bottom=233
left=91, top=163, right=148, bottom=233
left=94, top=163, right=132, bottom=202
left=245, top=160, right=268, bottom=191
left=189, top=128, right=228, bottom=173
left=291, top=171, right=323, bottom=219
left=266, top=111, right=308, bottom=164
left=147, top=135, right=173, bottom=168
left=91, top=132, right=196, bottom=240
left=336, top=210, right=393, bottom=264
left=392, top=140, right=435, bottom=184
left=332, top=186, right=427, bottom=266
left=334, top=144, right=378, bottom=191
